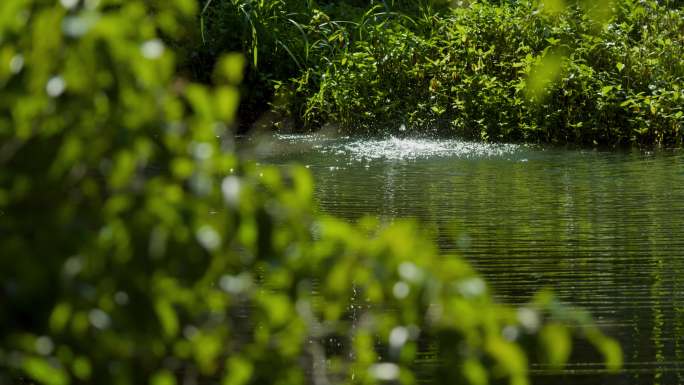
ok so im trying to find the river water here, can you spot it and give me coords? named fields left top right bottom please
left=258, top=134, right=684, bottom=385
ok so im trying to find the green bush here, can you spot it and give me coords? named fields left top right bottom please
left=194, top=0, right=451, bottom=131
left=300, top=0, right=682, bottom=145
left=0, top=1, right=620, bottom=385
left=201, top=0, right=683, bottom=145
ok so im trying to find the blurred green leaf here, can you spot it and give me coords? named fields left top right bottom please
left=215, top=54, right=246, bottom=85
left=155, top=300, right=179, bottom=338
left=72, top=357, right=92, bottom=381
left=541, top=0, right=566, bottom=15
left=22, top=357, right=68, bottom=385
left=525, top=51, right=565, bottom=102
left=540, top=323, right=571, bottom=369
left=49, top=303, right=72, bottom=333
left=222, top=357, right=253, bottom=385
left=486, top=336, right=527, bottom=378
left=462, top=359, right=488, bottom=385
left=151, top=370, right=177, bottom=385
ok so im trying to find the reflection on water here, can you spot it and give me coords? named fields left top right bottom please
left=261, top=134, right=684, bottom=385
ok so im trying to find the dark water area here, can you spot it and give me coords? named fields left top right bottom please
left=257, top=134, right=684, bottom=385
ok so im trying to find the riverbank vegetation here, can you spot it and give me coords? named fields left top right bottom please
left=0, top=1, right=622, bottom=384
left=197, top=0, right=683, bottom=146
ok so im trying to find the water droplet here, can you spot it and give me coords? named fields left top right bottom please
left=9, top=55, right=23, bottom=74
left=35, top=336, right=54, bottom=355
left=502, top=325, right=519, bottom=341
left=62, top=15, right=96, bottom=37
left=389, top=326, right=409, bottom=349
left=191, top=141, right=213, bottom=160
left=190, top=174, right=212, bottom=196
left=46, top=76, right=66, bottom=97
left=183, top=325, right=198, bottom=339
left=63, top=256, right=82, bottom=277
left=85, top=0, right=100, bottom=10
left=517, top=307, right=540, bottom=332
left=88, top=309, right=111, bottom=330
left=369, top=363, right=400, bottom=381
left=458, top=277, right=486, bottom=298
left=393, top=281, right=410, bottom=299
left=398, top=262, right=422, bottom=282
left=196, top=225, right=220, bottom=251
left=221, top=176, right=241, bottom=206
left=141, top=39, right=165, bottom=59
left=219, top=273, right=251, bottom=294
left=60, top=0, right=79, bottom=9
left=114, top=291, right=129, bottom=305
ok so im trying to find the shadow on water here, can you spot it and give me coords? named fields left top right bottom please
left=258, top=134, right=684, bottom=385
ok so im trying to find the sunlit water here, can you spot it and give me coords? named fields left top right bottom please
left=258, top=134, right=684, bottom=385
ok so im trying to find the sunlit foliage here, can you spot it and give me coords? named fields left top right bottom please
left=201, top=0, right=683, bottom=145
left=1, top=1, right=620, bottom=385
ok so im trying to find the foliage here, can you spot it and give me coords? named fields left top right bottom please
left=193, top=0, right=451, bottom=131
left=0, top=1, right=620, bottom=385
left=200, top=0, right=683, bottom=145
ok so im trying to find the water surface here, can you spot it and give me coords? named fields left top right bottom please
left=260, top=134, right=684, bottom=385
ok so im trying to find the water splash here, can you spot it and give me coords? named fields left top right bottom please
left=271, top=134, right=523, bottom=161
left=336, top=137, right=522, bottom=161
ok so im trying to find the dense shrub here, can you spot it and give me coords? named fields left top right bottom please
left=0, top=1, right=620, bottom=385
left=193, top=0, right=451, bottom=132
left=200, top=0, right=683, bottom=145
left=315, top=1, right=681, bottom=145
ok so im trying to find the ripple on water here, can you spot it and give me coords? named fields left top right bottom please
left=262, top=134, right=684, bottom=385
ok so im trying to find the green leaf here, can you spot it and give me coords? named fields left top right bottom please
left=598, top=337, right=623, bottom=372
left=540, top=323, right=571, bottom=369
left=72, top=357, right=92, bottom=380
left=109, top=150, right=136, bottom=189
left=486, top=336, right=527, bottom=377
left=462, top=359, right=488, bottom=385
left=525, top=51, right=564, bottom=102
left=214, top=86, right=240, bottom=122
left=215, top=53, right=245, bottom=85
left=194, top=332, right=222, bottom=374
left=155, top=300, right=179, bottom=338
left=151, top=370, right=176, bottom=385
left=431, top=105, right=446, bottom=115
left=222, top=357, right=253, bottom=385
left=22, top=357, right=68, bottom=385
left=49, top=302, right=72, bottom=333
left=541, top=0, right=565, bottom=14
